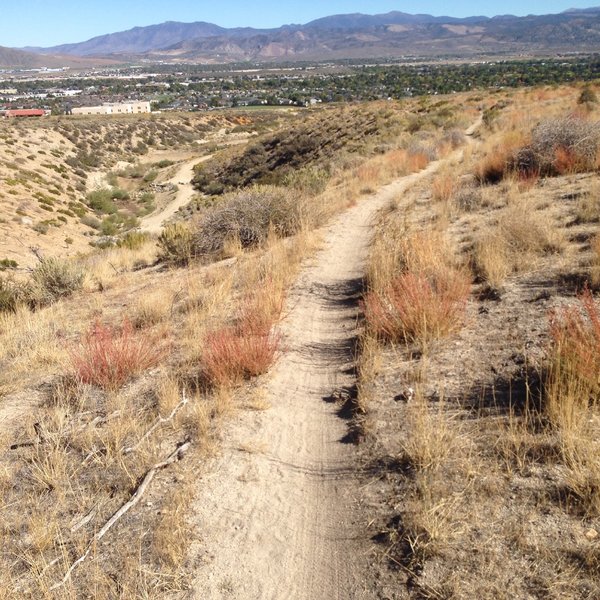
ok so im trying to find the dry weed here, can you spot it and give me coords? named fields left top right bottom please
left=591, top=234, right=600, bottom=288
left=431, top=171, right=457, bottom=203
left=70, top=320, right=170, bottom=390
left=130, top=289, right=174, bottom=328
left=473, top=201, right=566, bottom=288
left=545, top=289, right=600, bottom=429
left=401, top=394, right=460, bottom=471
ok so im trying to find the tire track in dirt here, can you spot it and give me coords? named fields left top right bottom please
left=186, top=138, right=479, bottom=599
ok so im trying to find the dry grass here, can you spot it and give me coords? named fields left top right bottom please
left=130, top=289, right=174, bottom=329
left=545, top=289, right=600, bottom=430
left=365, top=224, right=471, bottom=351
left=356, top=85, right=600, bottom=599
left=431, top=171, right=457, bottom=203
left=83, top=241, right=158, bottom=291
left=0, top=104, right=334, bottom=598
left=575, top=179, right=600, bottom=224
left=473, top=200, right=566, bottom=289
left=401, top=393, right=459, bottom=472
left=591, top=234, right=600, bottom=288
left=474, top=130, right=529, bottom=184
left=0, top=303, right=71, bottom=397
left=70, top=320, right=170, bottom=391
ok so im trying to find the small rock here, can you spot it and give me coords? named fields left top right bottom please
left=586, top=528, right=598, bottom=540
left=395, top=387, right=414, bottom=402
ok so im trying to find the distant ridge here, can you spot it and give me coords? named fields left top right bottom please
left=16, top=7, right=600, bottom=64
left=0, top=46, right=115, bottom=69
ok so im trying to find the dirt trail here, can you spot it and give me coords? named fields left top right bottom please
left=188, top=136, right=476, bottom=599
left=141, top=156, right=209, bottom=234
left=141, top=138, right=250, bottom=234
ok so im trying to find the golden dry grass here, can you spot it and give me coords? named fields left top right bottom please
left=472, top=199, right=566, bottom=289
left=591, top=234, right=600, bottom=288
left=357, top=84, right=600, bottom=599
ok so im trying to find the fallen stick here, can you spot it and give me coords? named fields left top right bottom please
left=82, top=391, right=188, bottom=465
left=122, top=391, right=188, bottom=455
left=51, top=439, right=191, bottom=591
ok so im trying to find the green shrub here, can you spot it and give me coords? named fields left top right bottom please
left=30, top=257, right=84, bottom=306
left=110, top=188, right=130, bottom=201
left=0, top=258, right=18, bottom=271
left=118, top=231, right=151, bottom=250
left=158, top=223, right=194, bottom=266
left=86, top=189, right=117, bottom=214
left=579, top=85, right=598, bottom=106
left=81, top=214, right=102, bottom=230
left=143, top=169, right=158, bottom=183
left=33, top=222, right=50, bottom=235
left=282, top=166, right=329, bottom=196
left=154, top=159, right=175, bottom=169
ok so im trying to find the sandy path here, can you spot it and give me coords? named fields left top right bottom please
left=141, top=138, right=249, bottom=234
left=140, top=156, right=210, bottom=234
left=187, top=141, right=474, bottom=599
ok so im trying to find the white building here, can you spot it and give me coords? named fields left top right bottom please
left=72, top=101, right=151, bottom=116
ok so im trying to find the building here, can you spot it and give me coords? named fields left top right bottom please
left=4, top=109, right=46, bottom=118
left=72, top=101, right=151, bottom=116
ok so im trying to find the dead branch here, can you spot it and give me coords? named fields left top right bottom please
left=69, top=505, right=100, bottom=534
left=9, top=422, right=45, bottom=450
left=122, top=391, right=188, bottom=455
left=51, top=439, right=191, bottom=591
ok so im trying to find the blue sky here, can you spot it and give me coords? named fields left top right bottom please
left=3, top=1, right=599, bottom=48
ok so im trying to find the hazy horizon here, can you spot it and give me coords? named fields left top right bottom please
left=2, top=1, right=600, bottom=48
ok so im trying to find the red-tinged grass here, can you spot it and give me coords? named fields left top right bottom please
left=408, top=152, right=430, bottom=172
left=553, top=146, right=582, bottom=175
left=238, top=277, right=285, bottom=337
left=201, top=277, right=284, bottom=387
left=516, top=167, right=540, bottom=191
left=545, top=288, right=600, bottom=428
left=201, top=327, right=281, bottom=387
left=363, top=270, right=471, bottom=351
left=70, top=320, right=170, bottom=391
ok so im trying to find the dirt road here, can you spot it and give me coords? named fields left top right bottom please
left=187, top=143, right=473, bottom=599
left=141, top=156, right=210, bottom=234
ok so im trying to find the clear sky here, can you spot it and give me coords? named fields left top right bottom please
left=2, top=1, right=600, bottom=48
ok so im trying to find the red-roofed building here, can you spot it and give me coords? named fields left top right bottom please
left=4, top=109, right=46, bottom=118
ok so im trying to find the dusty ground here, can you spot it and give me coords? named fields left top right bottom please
left=141, top=157, right=205, bottom=233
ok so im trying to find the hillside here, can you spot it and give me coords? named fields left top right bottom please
left=1, top=82, right=600, bottom=599
left=0, top=46, right=118, bottom=68
left=25, top=8, right=600, bottom=62
left=0, top=111, right=279, bottom=269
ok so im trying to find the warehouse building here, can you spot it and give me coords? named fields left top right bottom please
left=72, top=101, right=151, bottom=116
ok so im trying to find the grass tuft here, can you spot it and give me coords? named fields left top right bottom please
left=363, top=269, right=470, bottom=350
left=70, top=320, right=169, bottom=390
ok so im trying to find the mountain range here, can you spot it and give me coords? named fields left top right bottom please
left=4, top=7, right=600, bottom=67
